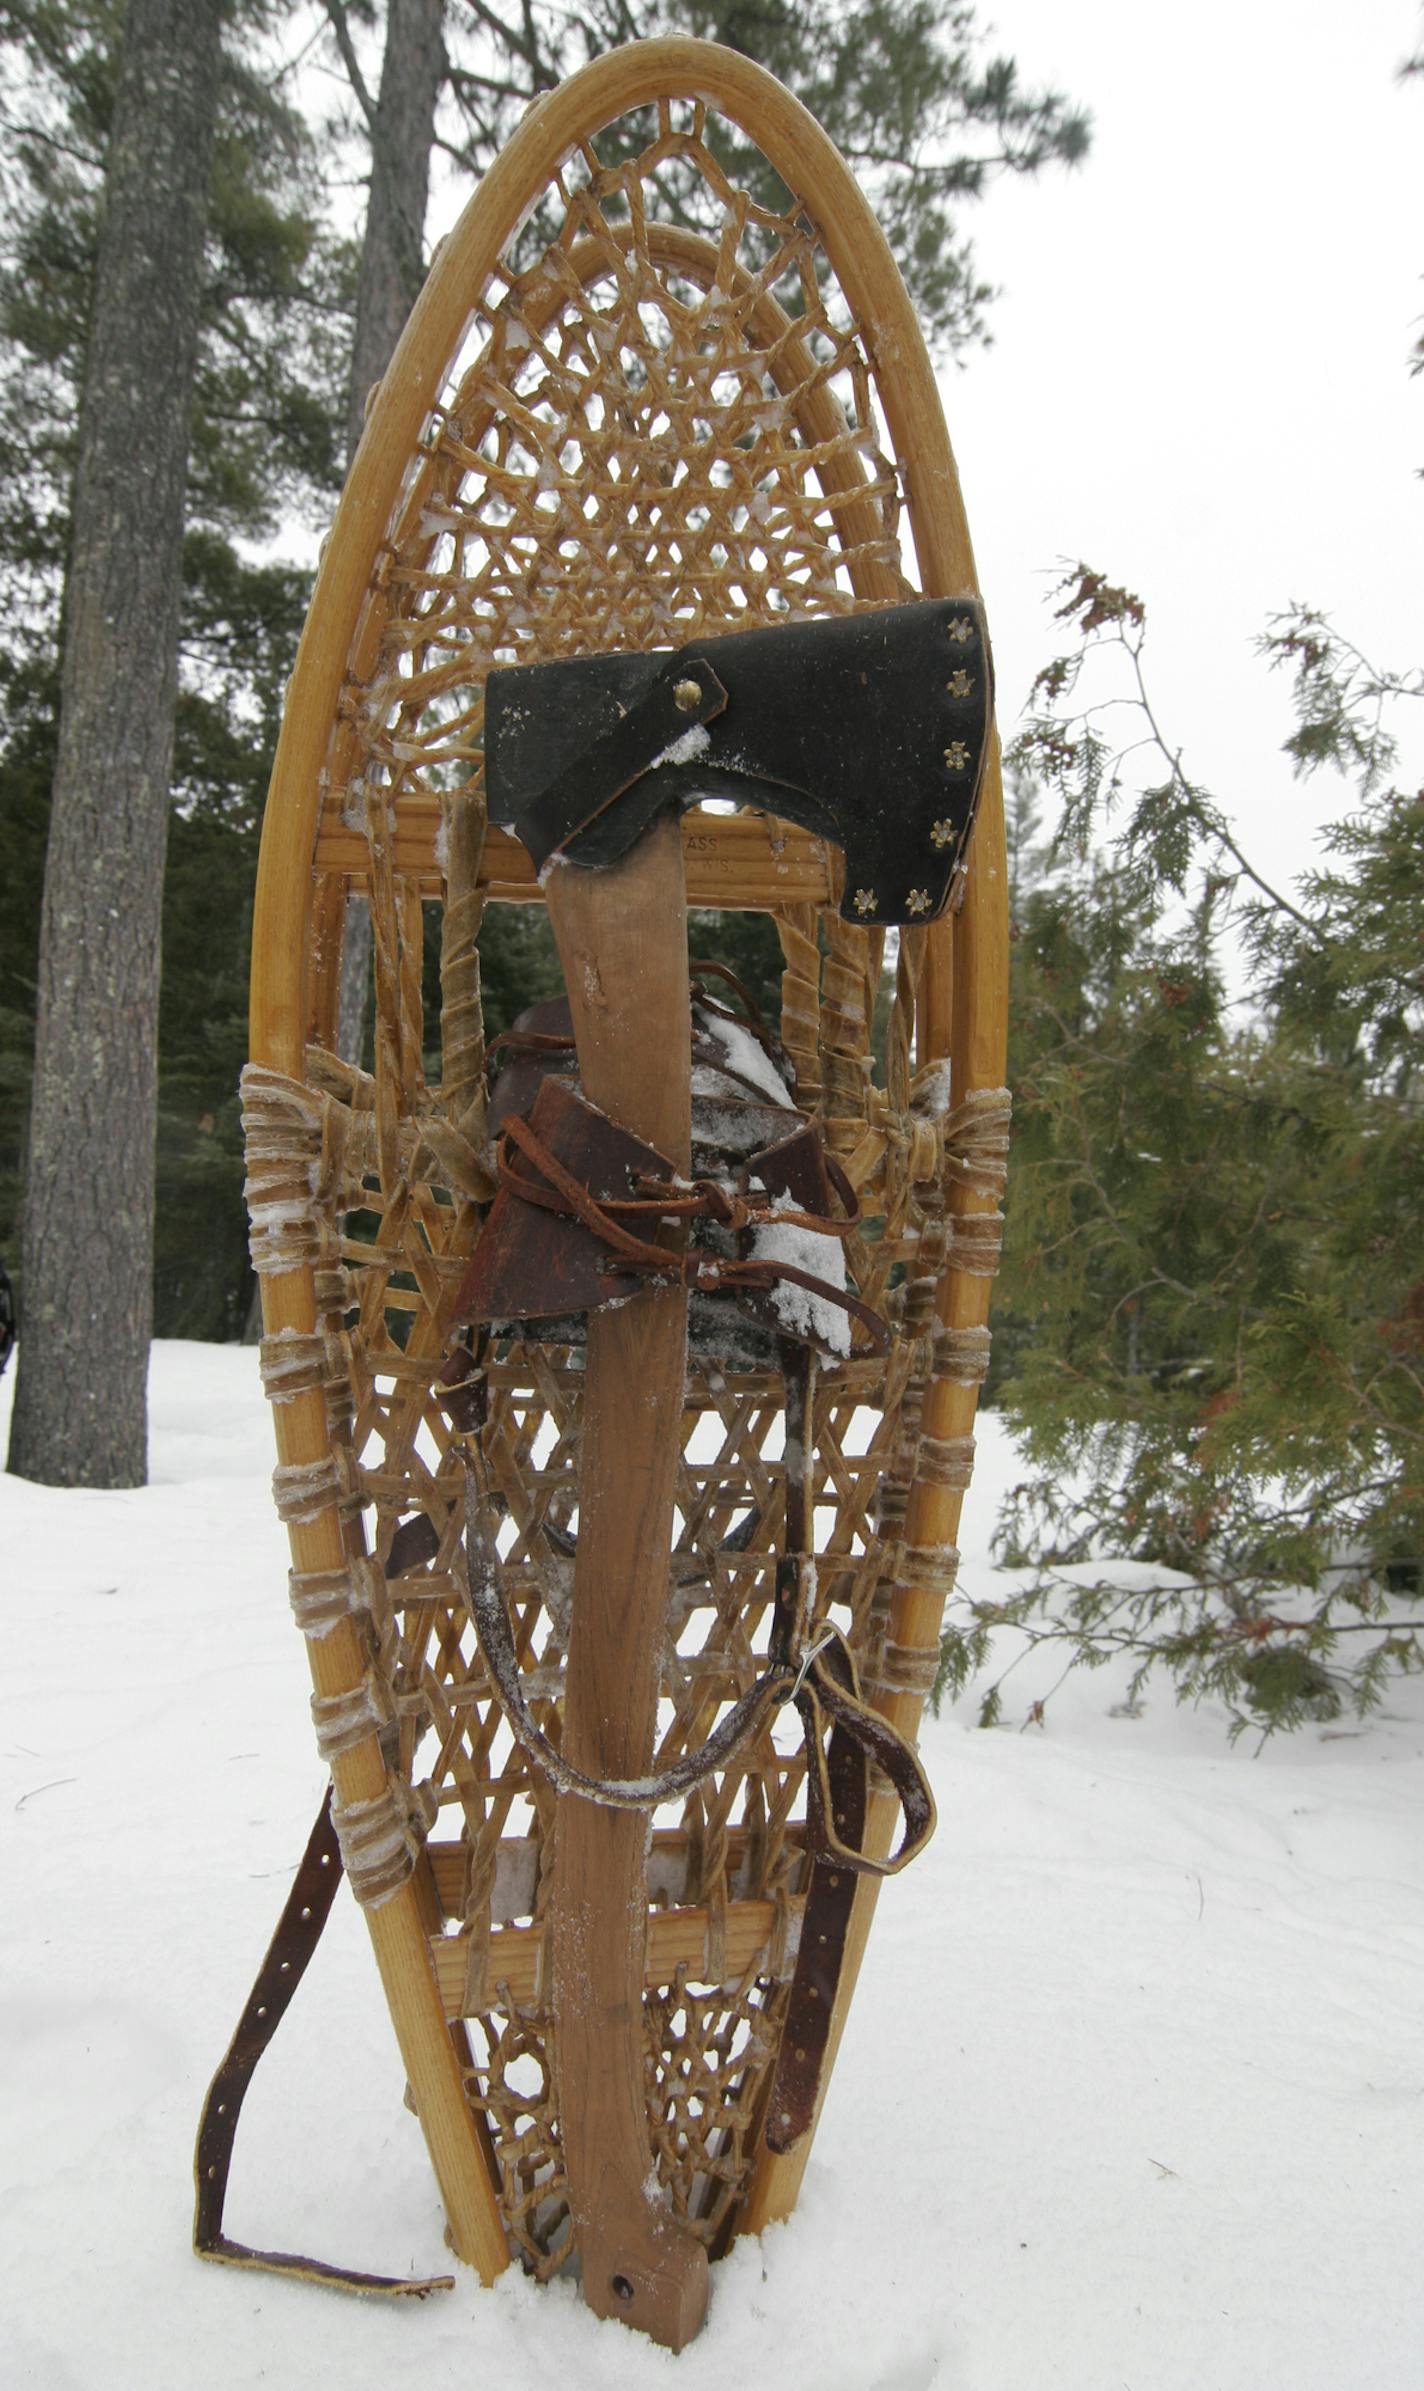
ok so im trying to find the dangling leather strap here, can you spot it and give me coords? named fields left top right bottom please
left=761, top=1630, right=875, bottom=2153
left=759, top=1350, right=912, bottom=2155
left=193, top=1790, right=455, bottom=2297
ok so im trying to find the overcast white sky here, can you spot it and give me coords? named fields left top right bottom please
left=945, top=0, right=1422, bottom=893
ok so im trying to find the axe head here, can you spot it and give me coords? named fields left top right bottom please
left=484, top=597, right=993, bottom=927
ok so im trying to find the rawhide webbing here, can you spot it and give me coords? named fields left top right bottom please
left=459, top=1458, right=933, bottom=1878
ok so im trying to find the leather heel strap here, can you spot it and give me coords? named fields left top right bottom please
left=193, top=1786, right=455, bottom=2298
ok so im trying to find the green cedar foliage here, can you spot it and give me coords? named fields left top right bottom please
left=942, top=572, right=1424, bottom=1738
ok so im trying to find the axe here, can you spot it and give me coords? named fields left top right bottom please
left=478, top=595, right=990, bottom=2346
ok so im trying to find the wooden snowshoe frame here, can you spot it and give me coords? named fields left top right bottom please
left=244, top=38, right=1008, bottom=2293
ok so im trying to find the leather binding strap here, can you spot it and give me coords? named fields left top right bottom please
left=193, top=1519, right=455, bottom=2299
left=763, top=1726, right=865, bottom=2153
left=445, top=1076, right=889, bottom=1364
left=485, top=595, right=994, bottom=928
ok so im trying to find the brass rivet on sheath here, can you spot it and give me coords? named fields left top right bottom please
left=947, top=668, right=974, bottom=698
left=944, top=740, right=970, bottom=771
left=674, top=677, right=702, bottom=712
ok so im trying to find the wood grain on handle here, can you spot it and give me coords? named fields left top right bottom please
left=542, top=813, right=709, bottom=2350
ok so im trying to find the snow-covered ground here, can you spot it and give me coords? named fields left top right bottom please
left=3, top=1342, right=1421, bottom=2389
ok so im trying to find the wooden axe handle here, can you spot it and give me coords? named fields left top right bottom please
left=541, top=813, right=709, bottom=2350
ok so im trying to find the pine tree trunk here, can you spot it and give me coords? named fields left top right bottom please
left=335, top=0, right=446, bottom=1067
left=7, top=0, right=222, bottom=1488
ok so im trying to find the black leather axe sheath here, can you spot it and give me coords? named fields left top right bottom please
left=485, top=595, right=993, bottom=925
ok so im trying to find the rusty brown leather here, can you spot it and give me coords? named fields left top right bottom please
left=758, top=1354, right=922, bottom=2156
left=763, top=1638, right=871, bottom=2153
left=193, top=1785, right=455, bottom=2296
left=193, top=1516, right=454, bottom=2298
left=448, top=1077, right=674, bottom=1330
